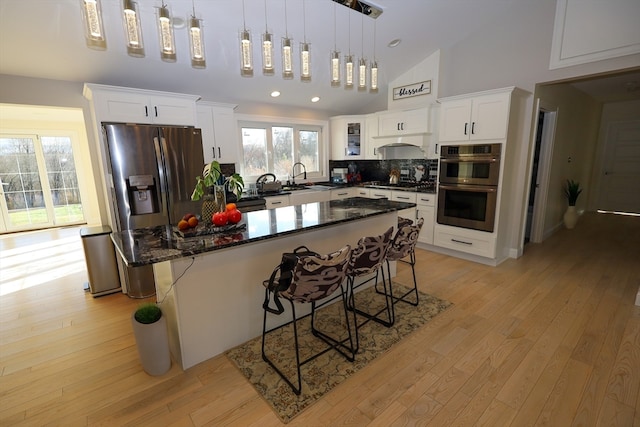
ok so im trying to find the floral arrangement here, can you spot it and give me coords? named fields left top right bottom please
left=564, top=179, right=582, bottom=206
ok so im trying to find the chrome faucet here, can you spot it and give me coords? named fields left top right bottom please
left=292, top=162, right=307, bottom=185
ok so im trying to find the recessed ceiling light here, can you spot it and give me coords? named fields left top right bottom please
left=271, top=91, right=281, bottom=97
left=171, top=17, right=186, bottom=29
left=388, top=39, right=401, bottom=48
left=311, top=96, right=320, bottom=103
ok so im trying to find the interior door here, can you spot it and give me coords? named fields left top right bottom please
left=596, top=120, right=640, bottom=213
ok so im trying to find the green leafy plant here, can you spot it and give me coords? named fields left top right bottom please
left=134, top=302, right=162, bottom=324
left=564, top=179, right=582, bottom=206
left=191, top=160, right=244, bottom=201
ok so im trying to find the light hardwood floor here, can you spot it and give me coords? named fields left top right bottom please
left=1, top=212, right=639, bottom=426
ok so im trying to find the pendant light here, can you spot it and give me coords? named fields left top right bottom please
left=80, top=0, right=106, bottom=50
left=189, top=0, right=206, bottom=69
left=122, top=0, right=144, bottom=57
left=358, top=14, right=367, bottom=91
left=240, top=0, right=253, bottom=77
left=282, top=0, right=293, bottom=79
left=370, top=19, right=378, bottom=93
left=261, top=0, right=274, bottom=75
left=345, top=11, right=353, bottom=90
left=300, top=0, right=311, bottom=82
left=330, top=2, right=340, bottom=87
left=157, top=2, right=176, bottom=62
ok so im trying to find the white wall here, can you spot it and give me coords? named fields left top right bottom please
left=386, top=50, right=440, bottom=110
left=436, top=0, right=640, bottom=255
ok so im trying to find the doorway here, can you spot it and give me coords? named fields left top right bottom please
left=595, top=119, right=640, bottom=214
left=0, top=134, right=85, bottom=232
left=525, top=101, right=557, bottom=244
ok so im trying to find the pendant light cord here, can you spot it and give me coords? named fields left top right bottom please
left=284, top=0, right=288, bottom=37
left=264, top=0, right=268, bottom=32
left=302, top=0, right=307, bottom=42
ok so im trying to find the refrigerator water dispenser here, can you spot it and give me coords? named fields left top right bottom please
left=128, top=175, right=159, bottom=215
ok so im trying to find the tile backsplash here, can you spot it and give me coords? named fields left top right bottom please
left=329, top=159, right=438, bottom=184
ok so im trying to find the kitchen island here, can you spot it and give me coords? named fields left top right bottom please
left=111, top=197, right=415, bottom=370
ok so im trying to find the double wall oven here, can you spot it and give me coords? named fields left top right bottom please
left=437, top=143, right=502, bottom=233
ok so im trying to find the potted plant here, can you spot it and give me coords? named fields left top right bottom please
left=131, top=302, right=171, bottom=376
left=191, top=161, right=244, bottom=223
left=563, top=179, right=582, bottom=229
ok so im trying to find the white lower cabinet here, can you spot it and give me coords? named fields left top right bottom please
left=331, top=188, right=358, bottom=200
left=264, top=195, right=290, bottom=209
left=433, top=225, right=496, bottom=258
left=353, top=187, right=370, bottom=198
left=289, top=189, right=331, bottom=205
left=416, top=193, right=436, bottom=245
left=368, top=188, right=391, bottom=199
left=391, top=191, right=416, bottom=221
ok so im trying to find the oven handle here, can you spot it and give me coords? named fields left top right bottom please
left=438, top=184, right=497, bottom=192
left=440, top=157, right=499, bottom=163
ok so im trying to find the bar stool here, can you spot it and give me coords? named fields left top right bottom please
left=261, top=245, right=353, bottom=395
left=379, top=217, right=424, bottom=307
left=346, top=226, right=394, bottom=350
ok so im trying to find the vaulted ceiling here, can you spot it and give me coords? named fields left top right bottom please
left=0, top=0, right=638, bottom=117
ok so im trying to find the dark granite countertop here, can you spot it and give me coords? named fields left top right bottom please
left=111, top=197, right=415, bottom=267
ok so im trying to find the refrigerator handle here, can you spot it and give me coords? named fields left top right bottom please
left=153, top=136, right=170, bottom=219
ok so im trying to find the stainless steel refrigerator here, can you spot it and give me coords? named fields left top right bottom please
left=103, top=123, right=205, bottom=297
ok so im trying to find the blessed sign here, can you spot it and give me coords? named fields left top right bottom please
left=393, top=80, right=432, bottom=100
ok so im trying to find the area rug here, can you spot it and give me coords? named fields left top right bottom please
left=225, top=283, right=452, bottom=423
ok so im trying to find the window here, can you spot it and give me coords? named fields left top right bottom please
left=239, top=120, right=325, bottom=183
left=0, top=134, right=85, bottom=231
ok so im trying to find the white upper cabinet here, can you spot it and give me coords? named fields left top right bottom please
left=439, top=90, right=511, bottom=142
left=83, top=84, right=199, bottom=126
left=330, top=115, right=365, bottom=160
left=196, top=102, right=238, bottom=164
left=377, top=106, right=430, bottom=137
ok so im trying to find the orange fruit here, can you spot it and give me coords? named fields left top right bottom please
left=177, top=219, right=189, bottom=231
left=187, top=216, right=198, bottom=228
left=226, top=203, right=237, bottom=212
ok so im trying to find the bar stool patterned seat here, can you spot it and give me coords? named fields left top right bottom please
left=261, top=245, right=353, bottom=395
left=379, top=217, right=424, bottom=307
left=346, top=226, right=394, bottom=350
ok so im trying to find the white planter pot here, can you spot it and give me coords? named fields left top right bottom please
left=131, top=312, right=171, bottom=376
left=563, top=205, right=578, bottom=229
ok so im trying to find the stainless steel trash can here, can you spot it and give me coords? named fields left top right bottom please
left=80, top=226, right=121, bottom=297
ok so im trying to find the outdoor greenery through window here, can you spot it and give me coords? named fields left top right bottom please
left=0, top=134, right=84, bottom=230
left=240, top=121, right=323, bottom=183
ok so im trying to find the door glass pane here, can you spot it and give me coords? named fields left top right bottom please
left=272, top=127, right=293, bottom=177
left=299, top=130, right=319, bottom=173
left=41, top=136, right=85, bottom=224
left=241, top=127, right=268, bottom=175
left=0, top=137, right=49, bottom=226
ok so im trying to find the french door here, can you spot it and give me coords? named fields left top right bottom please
left=0, top=133, right=85, bottom=232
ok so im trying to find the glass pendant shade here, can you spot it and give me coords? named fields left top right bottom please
left=282, top=37, right=293, bottom=79
left=262, top=32, right=274, bottom=75
left=189, top=17, right=206, bottom=69
left=240, top=29, right=253, bottom=77
left=157, top=4, right=176, bottom=62
left=330, top=50, right=341, bottom=87
left=358, top=58, right=367, bottom=91
left=300, top=42, right=311, bottom=82
left=80, top=0, right=106, bottom=50
left=345, top=54, right=354, bottom=89
left=122, top=0, right=144, bottom=57
left=370, top=60, right=379, bottom=93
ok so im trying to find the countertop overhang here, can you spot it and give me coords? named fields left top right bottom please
left=111, top=197, right=416, bottom=267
